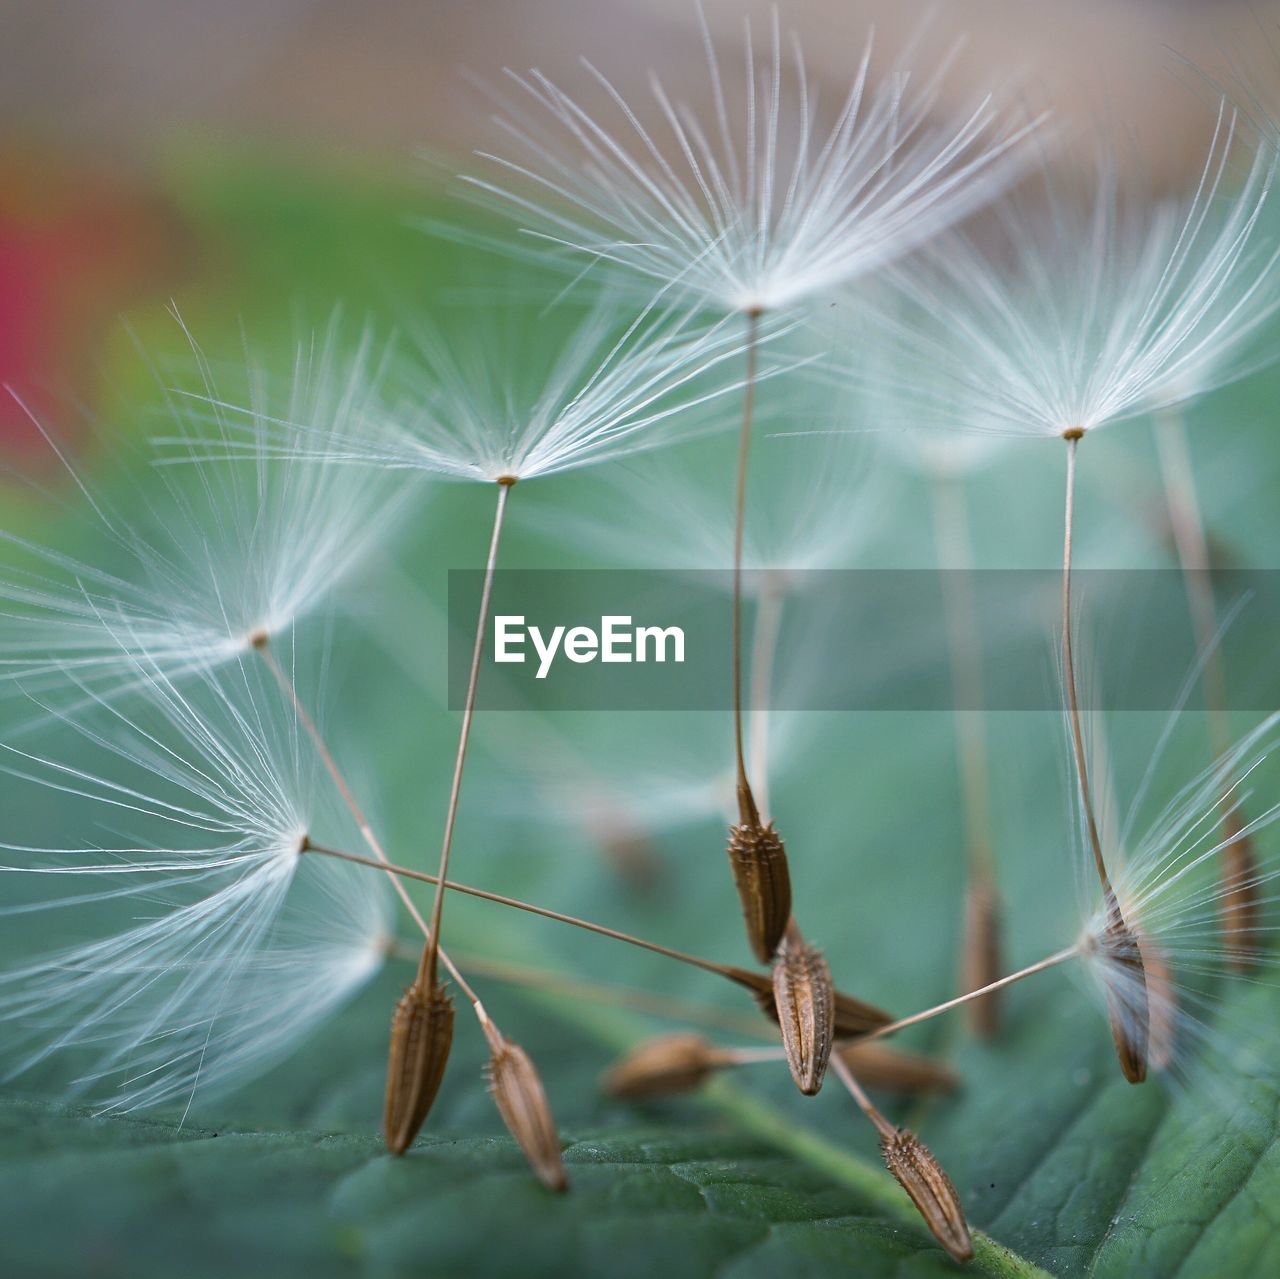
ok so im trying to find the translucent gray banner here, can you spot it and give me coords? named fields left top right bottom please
left=446, top=569, right=1280, bottom=712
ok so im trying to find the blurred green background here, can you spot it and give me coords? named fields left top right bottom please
left=5, top=3, right=1280, bottom=1278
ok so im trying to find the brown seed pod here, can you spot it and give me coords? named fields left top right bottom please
left=1102, top=895, right=1149, bottom=1085
left=725, top=965, right=893, bottom=1037
left=961, top=873, right=1002, bottom=1038
left=839, top=1042, right=959, bottom=1096
left=384, top=980, right=455, bottom=1155
left=602, top=1032, right=720, bottom=1100
left=1220, top=808, right=1260, bottom=972
left=725, top=816, right=792, bottom=963
left=772, top=925, right=834, bottom=1095
left=880, top=1128, right=973, bottom=1263
left=487, top=1035, right=568, bottom=1192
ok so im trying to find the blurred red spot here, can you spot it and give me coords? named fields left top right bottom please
left=0, top=147, right=189, bottom=462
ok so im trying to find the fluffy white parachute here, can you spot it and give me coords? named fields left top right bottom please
left=1, top=320, right=406, bottom=706
left=0, top=652, right=392, bottom=1114
left=463, top=6, right=1042, bottom=315
left=181, top=286, right=792, bottom=484
left=849, top=104, right=1280, bottom=440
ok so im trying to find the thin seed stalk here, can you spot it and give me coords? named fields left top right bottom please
left=1061, top=432, right=1149, bottom=1083
left=259, top=644, right=487, bottom=1152
left=859, top=945, right=1079, bottom=1043
left=423, top=478, right=514, bottom=988
left=732, top=308, right=761, bottom=806
left=306, top=841, right=887, bottom=1033
left=724, top=308, right=793, bottom=961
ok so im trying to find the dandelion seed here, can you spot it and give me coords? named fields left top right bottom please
left=484, top=1026, right=568, bottom=1191
left=385, top=977, right=455, bottom=1155
left=603, top=1033, right=723, bottom=1100
left=186, top=287, right=777, bottom=485
left=464, top=6, right=1040, bottom=317
left=1072, top=711, right=1280, bottom=1087
left=726, top=962, right=891, bottom=1039
left=879, top=1128, right=974, bottom=1264
left=851, top=105, right=1279, bottom=442
left=1, top=321, right=405, bottom=708
left=771, top=923, right=834, bottom=1095
left=0, top=654, right=391, bottom=1113
left=1060, top=432, right=1150, bottom=1082
left=831, top=1051, right=972, bottom=1263
left=836, top=710, right=1280, bottom=1095
left=604, top=1032, right=957, bottom=1100
left=961, top=873, right=1003, bottom=1038
left=726, top=813, right=792, bottom=964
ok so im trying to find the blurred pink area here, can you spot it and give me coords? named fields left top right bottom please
left=0, top=148, right=188, bottom=458
left=1, top=0, right=1278, bottom=462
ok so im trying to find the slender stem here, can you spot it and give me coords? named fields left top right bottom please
left=258, top=643, right=484, bottom=1011
left=424, top=479, right=512, bottom=987
left=865, top=945, right=1079, bottom=1042
left=746, top=573, right=784, bottom=822
left=1061, top=436, right=1112, bottom=897
left=258, top=643, right=390, bottom=869
left=730, top=946, right=1080, bottom=1060
left=830, top=1050, right=894, bottom=1139
left=386, top=943, right=771, bottom=1039
left=307, top=842, right=746, bottom=983
left=732, top=309, right=762, bottom=819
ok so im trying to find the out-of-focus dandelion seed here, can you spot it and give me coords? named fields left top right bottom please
left=836, top=1041, right=959, bottom=1096
left=603, top=1032, right=723, bottom=1100
left=1, top=324, right=405, bottom=709
left=961, top=872, right=1003, bottom=1039
left=1218, top=807, right=1262, bottom=970
left=1153, top=404, right=1263, bottom=964
left=482, top=1019, right=568, bottom=1191
left=603, top=1032, right=957, bottom=1100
